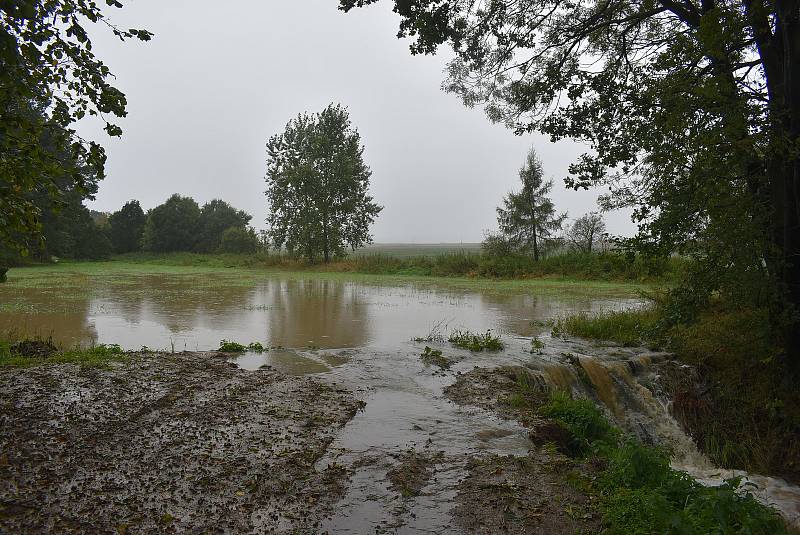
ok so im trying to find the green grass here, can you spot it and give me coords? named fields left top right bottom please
left=0, top=342, right=127, bottom=368
left=218, top=340, right=266, bottom=352
left=352, top=243, right=482, bottom=258
left=552, top=308, right=660, bottom=347
left=63, top=250, right=682, bottom=284
left=1, top=258, right=652, bottom=300
left=540, top=390, right=618, bottom=454
left=537, top=391, right=788, bottom=534
left=448, top=329, right=504, bottom=351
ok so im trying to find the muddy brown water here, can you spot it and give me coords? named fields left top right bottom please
left=0, top=273, right=639, bottom=351
left=2, top=271, right=799, bottom=530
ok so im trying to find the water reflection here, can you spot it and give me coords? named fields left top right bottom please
left=0, top=271, right=642, bottom=351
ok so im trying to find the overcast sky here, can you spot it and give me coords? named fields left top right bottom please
left=81, top=0, right=635, bottom=243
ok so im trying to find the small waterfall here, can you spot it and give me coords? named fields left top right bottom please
left=520, top=347, right=800, bottom=528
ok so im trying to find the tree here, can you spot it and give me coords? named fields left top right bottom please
left=339, top=0, right=800, bottom=364
left=219, top=226, right=258, bottom=254
left=108, top=201, right=146, bottom=254
left=1, top=2, right=151, bottom=253
left=481, top=232, right=515, bottom=257
left=568, top=213, right=607, bottom=254
left=265, top=104, right=383, bottom=262
left=196, top=200, right=252, bottom=253
left=496, top=148, right=566, bottom=261
left=141, top=195, right=201, bottom=253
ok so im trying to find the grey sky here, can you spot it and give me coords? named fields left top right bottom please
left=82, top=0, right=635, bottom=242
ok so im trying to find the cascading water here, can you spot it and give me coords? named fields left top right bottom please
left=514, top=335, right=800, bottom=528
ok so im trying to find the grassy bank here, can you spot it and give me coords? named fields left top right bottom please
left=555, top=305, right=800, bottom=483
left=103, top=250, right=684, bottom=283
left=536, top=390, right=788, bottom=534
left=0, top=337, right=127, bottom=368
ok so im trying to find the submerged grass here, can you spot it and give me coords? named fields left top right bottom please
left=1, top=260, right=652, bottom=308
left=536, top=391, right=789, bottom=534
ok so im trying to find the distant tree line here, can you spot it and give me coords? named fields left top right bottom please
left=1, top=193, right=261, bottom=265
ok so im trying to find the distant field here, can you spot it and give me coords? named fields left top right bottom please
left=352, top=243, right=482, bottom=258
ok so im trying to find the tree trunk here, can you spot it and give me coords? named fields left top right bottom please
left=529, top=188, right=539, bottom=262
left=779, top=7, right=800, bottom=367
left=759, top=1, right=800, bottom=366
left=322, top=215, right=330, bottom=263
left=0, top=267, right=7, bottom=283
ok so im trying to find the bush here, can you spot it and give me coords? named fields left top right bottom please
left=537, top=391, right=789, bottom=534
left=219, top=226, right=258, bottom=254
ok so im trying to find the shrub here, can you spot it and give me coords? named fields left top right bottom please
left=219, top=226, right=258, bottom=254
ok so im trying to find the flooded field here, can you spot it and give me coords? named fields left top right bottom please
left=1, top=264, right=798, bottom=532
left=0, top=264, right=642, bottom=351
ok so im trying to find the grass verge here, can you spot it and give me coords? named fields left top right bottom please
left=0, top=338, right=127, bottom=368
left=538, top=391, right=789, bottom=534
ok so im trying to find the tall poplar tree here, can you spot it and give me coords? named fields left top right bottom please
left=265, top=104, right=382, bottom=262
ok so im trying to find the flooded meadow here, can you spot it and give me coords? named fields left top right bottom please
left=1, top=264, right=798, bottom=532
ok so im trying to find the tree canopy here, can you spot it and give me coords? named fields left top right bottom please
left=196, top=200, right=252, bottom=253
left=1, top=1, right=151, bottom=253
left=141, top=194, right=201, bottom=253
left=340, top=0, right=800, bottom=362
left=108, top=200, right=146, bottom=254
left=497, top=148, right=567, bottom=261
left=568, top=213, right=607, bottom=254
left=265, top=104, right=383, bottom=262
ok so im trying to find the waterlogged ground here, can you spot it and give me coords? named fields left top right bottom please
left=1, top=263, right=799, bottom=532
left=0, top=262, right=644, bottom=350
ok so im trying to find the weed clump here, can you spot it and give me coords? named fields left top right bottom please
left=218, top=340, right=266, bottom=353
left=0, top=340, right=126, bottom=368
left=420, top=346, right=450, bottom=369
left=448, top=329, right=504, bottom=352
left=539, top=391, right=617, bottom=455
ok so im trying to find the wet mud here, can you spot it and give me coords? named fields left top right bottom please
left=454, top=453, right=600, bottom=534
left=386, top=449, right=445, bottom=498
left=0, top=352, right=360, bottom=533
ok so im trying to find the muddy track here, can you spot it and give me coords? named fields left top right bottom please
left=0, top=353, right=360, bottom=533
